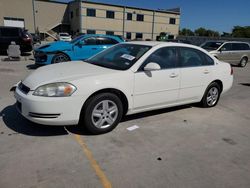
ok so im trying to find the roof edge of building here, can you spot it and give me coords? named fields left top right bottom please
left=76, top=0, right=180, bottom=15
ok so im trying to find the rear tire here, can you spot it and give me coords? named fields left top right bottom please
left=80, top=93, right=123, bottom=134
left=201, top=82, right=221, bottom=108
left=239, top=57, right=248, bottom=67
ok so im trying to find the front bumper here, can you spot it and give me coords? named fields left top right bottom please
left=34, top=51, right=53, bottom=65
left=14, top=86, right=86, bottom=126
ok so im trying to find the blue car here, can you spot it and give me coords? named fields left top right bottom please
left=34, top=34, right=124, bottom=65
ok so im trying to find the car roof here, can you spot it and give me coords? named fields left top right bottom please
left=126, top=41, right=196, bottom=48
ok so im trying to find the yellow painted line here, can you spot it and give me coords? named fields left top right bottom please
left=73, top=134, right=112, bottom=188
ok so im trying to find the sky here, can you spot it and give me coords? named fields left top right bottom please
left=59, top=0, right=250, bottom=33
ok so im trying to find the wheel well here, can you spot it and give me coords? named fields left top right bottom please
left=53, top=52, right=71, bottom=60
left=83, top=88, right=129, bottom=116
left=212, top=80, right=223, bottom=92
left=241, top=56, right=248, bottom=61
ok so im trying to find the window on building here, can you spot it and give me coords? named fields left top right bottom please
left=106, top=11, right=115, bottom=19
left=136, top=33, right=143, bottom=39
left=106, top=31, right=114, bottom=35
left=70, top=11, right=73, bottom=19
left=137, top=14, right=144, bottom=21
left=127, top=13, right=132, bottom=20
left=169, top=18, right=176, bottom=24
left=86, top=30, right=96, bottom=34
left=126, top=32, right=131, bottom=40
left=87, top=8, right=96, bottom=17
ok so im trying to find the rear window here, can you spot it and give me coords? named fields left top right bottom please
left=232, top=43, right=250, bottom=50
left=0, top=27, right=19, bottom=37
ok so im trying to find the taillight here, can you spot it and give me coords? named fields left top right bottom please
left=230, top=66, right=233, bottom=75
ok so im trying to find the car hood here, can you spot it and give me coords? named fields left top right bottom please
left=35, top=41, right=72, bottom=52
left=22, top=61, right=118, bottom=90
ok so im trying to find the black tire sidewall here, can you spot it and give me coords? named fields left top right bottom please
left=201, top=82, right=221, bottom=108
left=81, top=93, right=123, bottom=134
left=239, top=57, right=248, bottom=67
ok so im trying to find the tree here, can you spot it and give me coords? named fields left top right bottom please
left=179, top=28, right=194, bottom=36
left=232, top=26, right=250, bottom=38
left=194, top=27, right=207, bottom=36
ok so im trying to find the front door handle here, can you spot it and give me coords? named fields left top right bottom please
left=170, top=73, right=178, bottom=78
left=203, top=70, right=210, bottom=74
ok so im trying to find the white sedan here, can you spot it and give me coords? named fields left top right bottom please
left=15, top=42, right=233, bottom=134
left=57, top=32, right=72, bottom=42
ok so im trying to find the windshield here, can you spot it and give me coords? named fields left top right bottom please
left=85, top=43, right=152, bottom=70
left=201, top=41, right=223, bottom=50
left=60, top=33, right=69, bottom=37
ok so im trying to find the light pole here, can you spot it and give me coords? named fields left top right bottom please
left=32, top=0, right=36, bottom=33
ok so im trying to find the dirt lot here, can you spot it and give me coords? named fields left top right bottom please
left=0, top=55, right=250, bottom=188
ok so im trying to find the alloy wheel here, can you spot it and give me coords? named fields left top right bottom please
left=206, top=87, right=219, bottom=106
left=91, top=100, right=118, bottom=129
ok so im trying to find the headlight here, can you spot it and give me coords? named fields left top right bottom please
left=33, top=82, right=77, bottom=97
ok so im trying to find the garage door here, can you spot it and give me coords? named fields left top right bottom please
left=4, top=17, right=24, bottom=28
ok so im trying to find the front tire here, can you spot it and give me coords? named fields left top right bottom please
left=201, top=82, right=221, bottom=108
left=80, top=93, right=123, bottom=134
left=239, top=57, right=248, bottom=67
left=51, top=53, right=70, bottom=64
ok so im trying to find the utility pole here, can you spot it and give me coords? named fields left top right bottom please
left=32, top=0, right=36, bottom=33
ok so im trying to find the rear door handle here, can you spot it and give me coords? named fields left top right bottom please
left=170, top=73, right=178, bottom=78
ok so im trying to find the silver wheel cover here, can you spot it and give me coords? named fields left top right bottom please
left=206, top=87, right=219, bottom=106
left=91, top=100, right=118, bottom=129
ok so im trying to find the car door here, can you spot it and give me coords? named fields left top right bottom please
left=74, top=37, right=99, bottom=60
left=178, top=47, right=214, bottom=102
left=217, top=43, right=235, bottom=63
left=232, top=43, right=245, bottom=63
left=133, top=47, right=180, bottom=109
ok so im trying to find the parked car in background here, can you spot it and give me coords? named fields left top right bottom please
left=57, top=32, right=72, bottom=42
left=201, top=41, right=250, bottom=67
left=166, top=39, right=192, bottom=44
left=31, top=33, right=41, bottom=44
left=0, top=26, right=33, bottom=53
left=34, top=34, right=124, bottom=65
left=15, top=42, right=233, bottom=134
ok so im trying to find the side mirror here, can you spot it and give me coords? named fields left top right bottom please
left=77, top=41, right=85, bottom=46
left=143, top=62, right=161, bottom=71
left=219, top=47, right=226, bottom=52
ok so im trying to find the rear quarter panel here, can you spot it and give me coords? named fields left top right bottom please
left=213, top=60, right=233, bottom=94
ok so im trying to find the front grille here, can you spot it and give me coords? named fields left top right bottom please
left=34, top=51, right=47, bottom=62
left=29, top=112, right=60, bottom=119
left=18, top=82, right=30, bottom=94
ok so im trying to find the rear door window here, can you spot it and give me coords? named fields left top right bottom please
left=179, top=47, right=204, bottom=67
left=232, top=43, right=250, bottom=50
